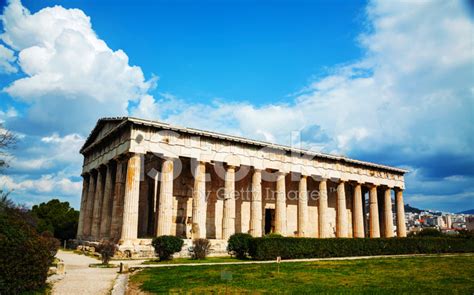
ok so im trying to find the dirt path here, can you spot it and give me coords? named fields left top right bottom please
left=52, top=250, right=118, bottom=295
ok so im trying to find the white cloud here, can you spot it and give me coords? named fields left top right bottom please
left=0, top=44, right=17, bottom=73
left=0, top=174, right=81, bottom=196
left=1, top=0, right=156, bottom=133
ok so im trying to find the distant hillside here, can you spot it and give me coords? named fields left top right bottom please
left=404, top=204, right=422, bottom=213
left=457, top=209, right=474, bottom=214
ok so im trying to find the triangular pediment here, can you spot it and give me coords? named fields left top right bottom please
left=80, top=117, right=128, bottom=153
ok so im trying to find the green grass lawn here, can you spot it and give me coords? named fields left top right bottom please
left=131, top=254, right=474, bottom=294
left=142, top=256, right=240, bottom=265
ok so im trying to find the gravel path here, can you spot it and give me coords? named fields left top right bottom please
left=52, top=250, right=118, bottom=295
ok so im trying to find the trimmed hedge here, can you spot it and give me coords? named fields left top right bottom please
left=227, top=233, right=252, bottom=259
left=248, top=237, right=474, bottom=260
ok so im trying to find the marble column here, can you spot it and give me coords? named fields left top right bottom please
left=99, top=162, right=115, bottom=239
left=274, top=172, right=287, bottom=236
left=336, top=181, right=348, bottom=238
left=353, top=183, right=364, bottom=238
left=395, top=189, right=406, bottom=237
left=249, top=169, right=262, bottom=237
left=222, top=165, right=236, bottom=240
left=110, top=159, right=126, bottom=242
left=120, top=154, right=141, bottom=244
left=384, top=188, right=394, bottom=238
left=76, top=173, right=90, bottom=239
left=298, top=175, right=308, bottom=237
left=192, top=161, right=206, bottom=239
left=83, top=171, right=97, bottom=239
left=91, top=167, right=105, bottom=240
left=156, top=158, right=174, bottom=236
left=318, top=178, right=329, bottom=238
left=369, top=185, right=380, bottom=238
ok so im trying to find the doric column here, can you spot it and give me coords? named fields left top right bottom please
left=384, top=188, right=394, bottom=238
left=298, top=175, right=308, bottom=237
left=249, top=169, right=262, bottom=237
left=120, top=154, right=141, bottom=244
left=274, top=172, right=287, bottom=236
left=83, top=171, right=97, bottom=239
left=222, top=165, right=236, bottom=240
left=192, top=161, right=206, bottom=239
left=369, top=185, right=380, bottom=238
left=353, top=183, right=364, bottom=238
left=156, top=158, right=174, bottom=236
left=110, top=159, right=126, bottom=242
left=318, top=178, right=329, bottom=238
left=91, top=167, right=105, bottom=240
left=336, top=180, right=348, bottom=238
left=396, top=189, right=407, bottom=237
left=99, top=162, right=115, bottom=239
left=76, top=173, right=90, bottom=239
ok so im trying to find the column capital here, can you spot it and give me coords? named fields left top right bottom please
left=276, top=171, right=287, bottom=176
left=226, top=164, right=236, bottom=170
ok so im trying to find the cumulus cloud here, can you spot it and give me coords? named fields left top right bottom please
left=1, top=0, right=156, bottom=134
left=0, top=44, right=16, bottom=73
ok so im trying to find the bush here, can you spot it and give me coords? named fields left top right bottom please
left=227, top=233, right=252, bottom=259
left=41, top=231, right=61, bottom=265
left=191, top=238, right=211, bottom=260
left=152, top=235, right=184, bottom=261
left=248, top=237, right=474, bottom=260
left=96, top=241, right=118, bottom=264
left=0, top=196, right=57, bottom=293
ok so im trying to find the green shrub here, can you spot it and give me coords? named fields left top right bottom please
left=227, top=233, right=252, bottom=259
left=96, top=241, right=118, bottom=264
left=152, top=235, right=184, bottom=261
left=191, top=238, right=211, bottom=260
left=0, top=197, right=58, bottom=293
left=248, top=237, right=474, bottom=260
left=41, top=231, right=61, bottom=265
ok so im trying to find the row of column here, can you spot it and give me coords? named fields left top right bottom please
left=77, top=158, right=127, bottom=241
left=150, top=158, right=407, bottom=240
left=77, top=153, right=407, bottom=243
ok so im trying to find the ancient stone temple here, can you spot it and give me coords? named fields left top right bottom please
left=76, top=117, right=407, bottom=252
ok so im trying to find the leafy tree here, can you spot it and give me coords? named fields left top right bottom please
left=31, top=199, right=79, bottom=242
left=0, top=195, right=59, bottom=293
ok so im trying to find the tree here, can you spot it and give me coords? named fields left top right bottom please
left=0, top=123, right=16, bottom=169
left=0, top=195, right=59, bottom=293
left=31, top=199, right=79, bottom=242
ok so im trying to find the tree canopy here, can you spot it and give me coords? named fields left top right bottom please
left=31, top=199, right=79, bottom=242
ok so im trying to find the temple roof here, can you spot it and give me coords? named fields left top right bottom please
left=81, top=117, right=408, bottom=174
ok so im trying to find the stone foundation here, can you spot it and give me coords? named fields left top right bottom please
left=76, top=239, right=229, bottom=259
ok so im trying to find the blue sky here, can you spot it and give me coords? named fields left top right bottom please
left=0, top=0, right=473, bottom=213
